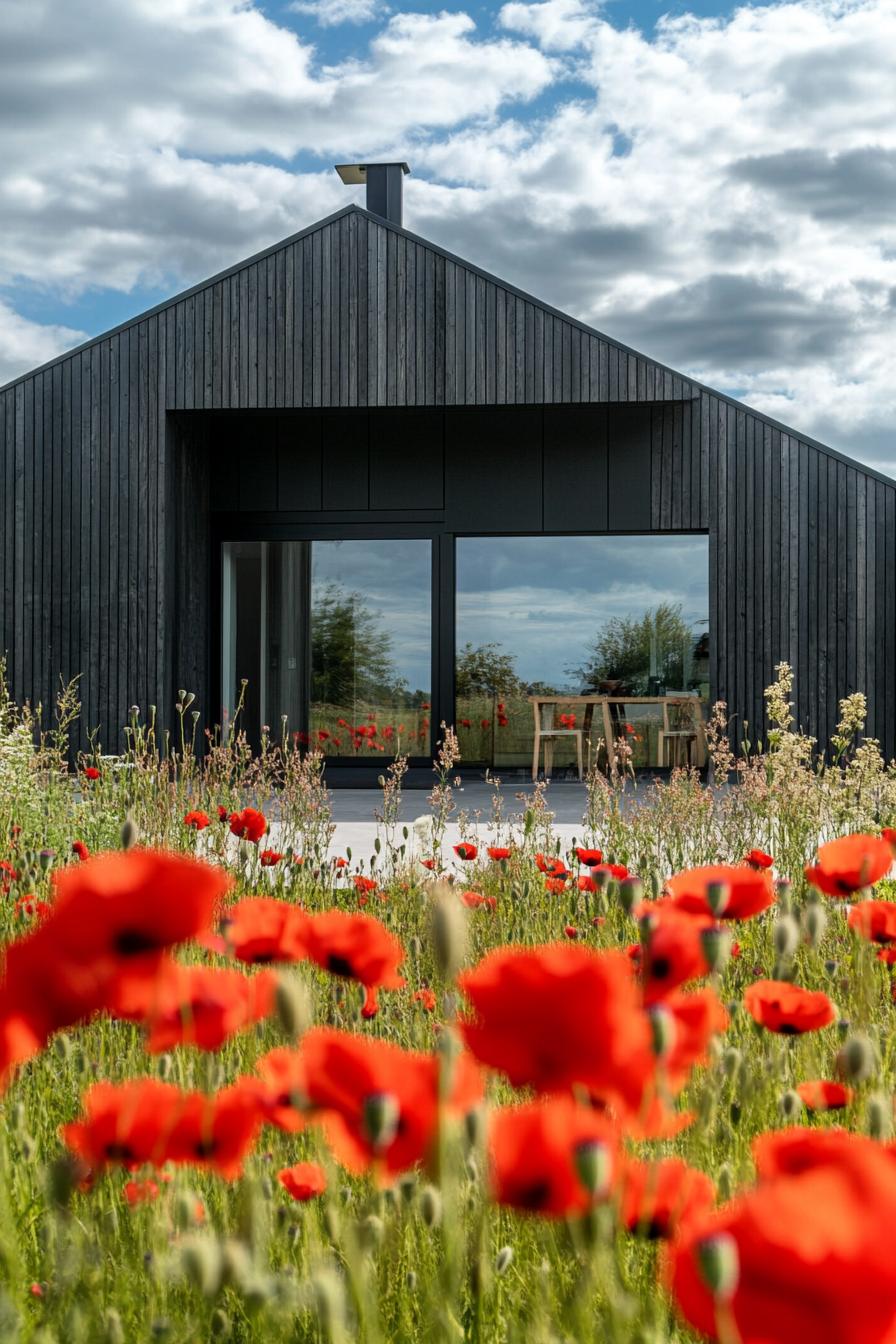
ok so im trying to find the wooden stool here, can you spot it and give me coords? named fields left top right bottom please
left=531, top=702, right=584, bottom=780
left=657, top=698, right=701, bottom=768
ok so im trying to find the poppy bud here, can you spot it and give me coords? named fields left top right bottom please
left=120, top=814, right=139, bottom=851
left=618, top=877, right=642, bottom=914
left=802, top=902, right=828, bottom=948
left=38, top=849, right=55, bottom=871
left=722, top=1046, right=742, bottom=1081
left=103, top=1309, right=125, bottom=1344
left=866, top=1092, right=892, bottom=1140
left=697, top=1232, right=739, bottom=1302
left=706, top=880, right=730, bottom=917
left=173, top=1191, right=204, bottom=1231
left=179, top=1236, right=222, bottom=1297
left=649, top=873, right=662, bottom=900
left=838, top=1032, right=876, bottom=1083
left=780, top=1089, right=804, bottom=1120
left=359, top=1215, right=385, bottom=1251
left=312, top=1270, right=346, bottom=1339
left=275, top=974, right=311, bottom=1039
left=157, top=1053, right=173, bottom=1081
left=209, top=1309, right=232, bottom=1339
left=648, top=1004, right=677, bottom=1058
left=701, top=926, right=732, bottom=973
left=464, top=1107, right=482, bottom=1149
left=398, top=1173, right=417, bottom=1205
left=429, top=886, right=467, bottom=980
left=716, top=1162, right=734, bottom=1202
left=574, top=1139, right=612, bottom=1199
left=775, top=878, right=792, bottom=913
left=496, top=1247, right=514, bottom=1276
left=47, top=1153, right=81, bottom=1210
left=773, top=915, right=800, bottom=959
left=406, top=1271, right=417, bottom=1291
left=419, top=1185, right=442, bottom=1228
left=362, top=1091, right=400, bottom=1152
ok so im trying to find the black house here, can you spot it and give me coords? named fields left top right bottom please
left=2, top=162, right=894, bottom=777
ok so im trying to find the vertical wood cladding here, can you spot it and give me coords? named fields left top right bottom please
left=1, top=205, right=893, bottom=755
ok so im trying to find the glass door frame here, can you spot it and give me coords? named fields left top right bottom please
left=211, top=519, right=451, bottom=769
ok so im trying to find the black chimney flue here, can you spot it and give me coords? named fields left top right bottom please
left=335, top=162, right=410, bottom=227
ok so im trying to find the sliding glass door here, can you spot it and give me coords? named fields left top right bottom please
left=222, top=537, right=433, bottom=756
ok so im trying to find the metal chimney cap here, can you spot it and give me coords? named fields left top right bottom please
left=335, top=162, right=410, bottom=185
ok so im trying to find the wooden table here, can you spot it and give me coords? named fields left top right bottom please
left=527, top=695, right=705, bottom=779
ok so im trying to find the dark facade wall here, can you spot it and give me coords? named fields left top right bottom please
left=1, top=205, right=894, bottom=757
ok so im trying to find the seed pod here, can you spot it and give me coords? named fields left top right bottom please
left=360, top=1215, right=385, bottom=1252
left=495, top=1246, right=514, bottom=1276
left=419, top=1185, right=442, bottom=1228
left=574, top=1139, right=612, bottom=1199
left=179, top=1236, right=222, bottom=1297
left=721, top=1046, right=742, bottom=1081
left=802, top=902, right=828, bottom=948
left=838, top=1032, right=876, bottom=1084
left=866, top=1092, right=893, bottom=1140
left=618, top=877, right=643, bottom=914
left=780, top=1089, right=804, bottom=1120
left=647, top=1004, right=676, bottom=1058
left=772, top=915, right=800, bottom=959
left=120, top=814, right=139, bottom=851
left=209, top=1309, right=232, bottom=1339
left=275, top=974, right=311, bottom=1039
left=701, top=926, right=732, bottom=974
left=696, top=1233, right=739, bottom=1302
left=102, top=1309, right=125, bottom=1344
left=429, top=885, right=468, bottom=980
left=406, top=1271, right=417, bottom=1291
left=706, top=881, right=730, bottom=917
left=716, top=1162, right=734, bottom=1202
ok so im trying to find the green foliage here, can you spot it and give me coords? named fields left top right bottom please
left=311, top=583, right=416, bottom=708
left=569, top=602, right=700, bottom=693
left=454, top=643, right=522, bottom=698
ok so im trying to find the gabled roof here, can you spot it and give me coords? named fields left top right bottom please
left=1, top=201, right=891, bottom=487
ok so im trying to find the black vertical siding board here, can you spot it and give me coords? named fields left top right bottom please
left=713, top=398, right=727, bottom=709
left=355, top=221, right=368, bottom=407
left=671, top=403, right=683, bottom=529
left=319, top=227, right=330, bottom=408
left=60, top=361, right=73, bottom=697
left=726, top=405, right=739, bottom=735
left=798, top=442, right=810, bottom=737
left=464, top=270, right=476, bottom=407
left=1, top=393, right=11, bottom=679
left=12, top=382, right=25, bottom=702
left=762, top=424, right=774, bottom=704
left=385, top=229, right=398, bottom=406
left=886, top=487, right=896, bottom=754
left=413, top=241, right=425, bottom=407
left=311, top=233, right=322, bottom=407
left=396, top=233, right=407, bottom=407
left=444, top=259, right=456, bottom=406
left=490, top=283, right=501, bottom=405
left=375, top=225, right=388, bottom=406
left=532, top=305, right=544, bottom=403
left=543, top=314, right=554, bottom=405
left=117, top=331, right=131, bottom=738
left=513, top=295, right=525, bottom=406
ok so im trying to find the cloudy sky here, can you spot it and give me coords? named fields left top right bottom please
left=1, top=0, right=894, bottom=475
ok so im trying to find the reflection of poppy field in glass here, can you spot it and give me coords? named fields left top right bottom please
left=4, top=662, right=896, bottom=1341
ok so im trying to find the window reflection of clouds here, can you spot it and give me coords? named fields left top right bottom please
left=456, top=536, right=708, bottom=690
left=311, top=540, right=431, bottom=691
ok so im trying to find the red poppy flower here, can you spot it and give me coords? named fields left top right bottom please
left=805, top=833, right=893, bottom=897
left=353, top=876, right=378, bottom=895
left=664, top=864, right=775, bottom=920
left=649, top=988, right=729, bottom=1093
left=460, top=719, right=472, bottom=729
left=61, top=1079, right=185, bottom=1171
left=217, top=806, right=228, bottom=823
left=0, top=851, right=230, bottom=1079
left=229, top=808, right=267, bottom=843
left=489, top=1095, right=619, bottom=1217
left=420, top=858, right=437, bottom=871
left=123, top=1178, right=160, bottom=1206
left=847, top=900, right=896, bottom=945
left=297, top=1028, right=482, bottom=1181
left=743, top=980, right=836, bottom=1034
left=333, top=857, right=348, bottom=870
left=458, top=944, right=655, bottom=1120
left=576, top=848, right=603, bottom=867
left=487, top=847, right=512, bottom=862
left=743, top=848, right=774, bottom=869
left=183, top=811, right=210, bottom=831
left=592, top=863, right=630, bottom=882
left=302, top=911, right=406, bottom=1017
left=577, top=875, right=597, bottom=894
left=796, top=1080, right=854, bottom=1111
left=278, top=1161, right=327, bottom=1201
left=413, top=988, right=437, bottom=1012
left=497, top=716, right=509, bottom=728
left=454, top=843, right=478, bottom=862
left=162, top=1082, right=263, bottom=1180
left=461, top=891, right=497, bottom=911
left=638, top=907, right=711, bottom=1003
left=72, top=840, right=90, bottom=862
left=118, top=963, right=277, bottom=1052
left=564, top=925, right=578, bottom=939
left=259, top=849, right=283, bottom=867
left=535, top=854, right=567, bottom=877
left=620, top=1157, right=715, bottom=1238
left=252, top=1047, right=307, bottom=1133
left=545, top=876, right=567, bottom=894
left=666, top=1128, right=896, bottom=1344
left=82, top=766, right=100, bottom=781
left=480, top=718, right=490, bottom=729
left=212, top=897, right=307, bottom=964
left=14, top=896, right=51, bottom=923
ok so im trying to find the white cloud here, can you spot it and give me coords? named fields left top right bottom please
left=0, top=300, right=86, bottom=387
left=0, top=0, right=894, bottom=475
left=288, top=0, right=384, bottom=24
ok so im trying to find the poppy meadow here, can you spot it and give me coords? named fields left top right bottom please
left=4, top=662, right=896, bottom=1341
